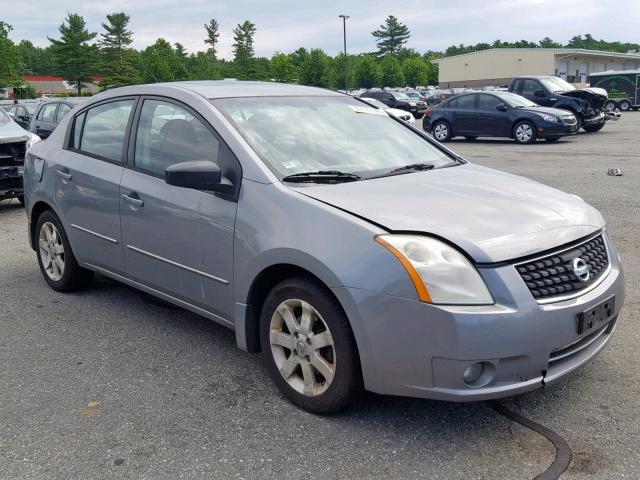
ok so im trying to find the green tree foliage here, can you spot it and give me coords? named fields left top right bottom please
left=380, top=54, right=404, bottom=87
left=539, top=37, right=563, bottom=48
left=355, top=55, right=381, bottom=88
left=186, top=51, right=222, bottom=80
left=299, top=49, right=335, bottom=88
left=0, top=22, right=23, bottom=91
left=233, top=20, right=256, bottom=77
left=99, top=12, right=139, bottom=87
left=372, top=15, right=410, bottom=56
left=204, top=18, right=220, bottom=61
left=333, top=53, right=356, bottom=91
left=16, top=40, right=56, bottom=75
left=270, top=52, right=296, bottom=83
left=140, top=38, right=176, bottom=83
left=402, top=57, right=429, bottom=87
left=48, top=13, right=98, bottom=95
left=13, top=84, right=36, bottom=99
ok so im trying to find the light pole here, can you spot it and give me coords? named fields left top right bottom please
left=338, top=15, right=350, bottom=93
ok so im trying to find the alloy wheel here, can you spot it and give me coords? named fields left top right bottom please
left=269, top=299, right=336, bottom=397
left=515, top=123, right=533, bottom=143
left=39, top=221, right=65, bottom=281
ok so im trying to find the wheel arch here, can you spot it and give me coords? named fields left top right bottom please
left=29, top=200, right=56, bottom=251
left=511, top=117, right=537, bottom=138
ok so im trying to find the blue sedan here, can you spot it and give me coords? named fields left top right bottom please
left=423, top=91, right=578, bottom=144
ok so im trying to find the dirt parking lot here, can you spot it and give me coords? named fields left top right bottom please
left=1, top=114, right=638, bottom=480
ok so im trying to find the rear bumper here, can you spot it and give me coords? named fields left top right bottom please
left=332, top=233, right=625, bottom=402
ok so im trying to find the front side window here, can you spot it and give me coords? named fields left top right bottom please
left=213, top=96, right=456, bottom=179
left=522, top=80, right=541, bottom=95
left=79, top=99, right=134, bottom=162
left=134, top=99, right=220, bottom=176
left=477, top=94, right=502, bottom=109
left=56, top=103, right=72, bottom=123
left=39, top=103, right=58, bottom=122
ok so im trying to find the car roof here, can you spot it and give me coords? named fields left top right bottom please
left=100, top=80, right=345, bottom=100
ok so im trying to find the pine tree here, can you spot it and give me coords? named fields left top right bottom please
left=99, top=12, right=138, bottom=87
left=48, top=13, right=98, bottom=95
left=233, top=21, right=256, bottom=68
left=0, top=22, right=23, bottom=91
left=372, top=15, right=410, bottom=56
left=204, top=19, right=220, bottom=61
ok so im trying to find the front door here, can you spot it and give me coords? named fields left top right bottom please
left=54, top=98, right=136, bottom=274
left=475, top=94, right=511, bottom=136
left=120, top=98, right=238, bottom=320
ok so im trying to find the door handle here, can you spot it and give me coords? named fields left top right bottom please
left=122, top=193, right=144, bottom=207
left=56, top=170, right=72, bottom=181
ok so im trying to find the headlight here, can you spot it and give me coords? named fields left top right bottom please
left=409, top=102, right=416, bottom=106
left=540, top=114, right=558, bottom=123
left=26, top=134, right=41, bottom=151
left=376, top=235, right=494, bottom=305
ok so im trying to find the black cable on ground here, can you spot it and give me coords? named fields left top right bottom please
left=489, top=401, right=572, bottom=480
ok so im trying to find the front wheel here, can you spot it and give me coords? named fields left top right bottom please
left=513, top=121, right=537, bottom=144
left=432, top=121, right=452, bottom=142
left=583, top=121, right=606, bottom=132
left=35, top=210, right=94, bottom=292
left=260, top=276, right=361, bottom=413
left=618, top=99, right=632, bottom=112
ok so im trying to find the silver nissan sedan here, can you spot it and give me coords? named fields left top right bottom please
left=23, top=81, right=625, bottom=413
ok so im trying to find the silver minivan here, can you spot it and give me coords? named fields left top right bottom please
left=24, top=81, right=625, bottom=413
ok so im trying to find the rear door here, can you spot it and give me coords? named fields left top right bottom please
left=34, top=103, right=60, bottom=139
left=54, top=97, right=136, bottom=273
left=449, top=94, right=477, bottom=135
left=119, top=97, right=238, bottom=320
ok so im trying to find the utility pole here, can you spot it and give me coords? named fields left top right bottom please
left=338, top=15, right=350, bottom=93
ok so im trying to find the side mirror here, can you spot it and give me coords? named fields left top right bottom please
left=165, top=161, right=233, bottom=193
left=534, top=89, right=546, bottom=97
left=496, top=103, right=508, bottom=111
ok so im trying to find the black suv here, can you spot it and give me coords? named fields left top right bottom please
left=508, top=76, right=610, bottom=132
left=360, top=90, right=428, bottom=118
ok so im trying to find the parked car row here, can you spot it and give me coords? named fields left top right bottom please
left=422, top=75, right=621, bottom=144
left=6, top=98, right=86, bottom=139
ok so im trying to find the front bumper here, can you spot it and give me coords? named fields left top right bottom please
left=0, top=167, right=23, bottom=199
left=333, top=233, right=624, bottom=401
left=538, top=122, right=578, bottom=138
left=584, top=111, right=606, bottom=125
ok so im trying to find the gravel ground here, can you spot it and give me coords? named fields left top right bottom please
left=0, top=113, right=638, bottom=480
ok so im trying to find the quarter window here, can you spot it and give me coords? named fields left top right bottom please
left=38, top=103, right=58, bottom=122
left=78, top=99, right=134, bottom=162
left=134, top=99, right=220, bottom=176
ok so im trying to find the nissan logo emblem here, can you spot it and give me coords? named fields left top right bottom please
left=572, top=258, right=590, bottom=282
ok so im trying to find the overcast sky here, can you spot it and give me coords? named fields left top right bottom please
left=4, top=0, right=639, bottom=58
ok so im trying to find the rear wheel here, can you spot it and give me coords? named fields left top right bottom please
left=432, top=121, right=452, bottom=142
left=35, top=210, right=94, bottom=292
left=260, top=276, right=361, bottom=413
left=619, top=99, right=632, bottom=112
left=513, top=121, right=537, bottom=144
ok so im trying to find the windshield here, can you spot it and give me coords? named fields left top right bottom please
left=213, top=96, right=456, bottom=178
left=497, top=92, right=538, bottom=108
left=540, top=77, right=575, bottom=93
left=392, top=92, right=410, bottom=100
left=359, top=97, right=387, bottom=109
left=405, top=92, right=420, bottom=99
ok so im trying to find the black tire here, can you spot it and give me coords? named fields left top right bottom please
left=432, top=120, right=452, bottom=142
left=513, top=120, right=537, bottom=144
left=619, top=99, right=632, bottom=112
left=545, top=137, right=561, bottom=142
left=17, top=195, right=25, bottom=206
left=260, top=276, right=361, bottom=414
left=35, top=210, right=94, bottom=292
left=464, top=136, right=478, bottom=140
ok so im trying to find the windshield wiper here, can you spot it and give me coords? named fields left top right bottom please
left=282, top=170, right=361, bottom=183
left=387, top=163, right=436, bottom=174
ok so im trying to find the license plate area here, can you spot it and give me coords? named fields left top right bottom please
left=577, top=295, right=615, bottom=335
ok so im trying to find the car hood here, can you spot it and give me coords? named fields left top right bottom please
left=0, top=119, right=33, bottom=143
left=290, top=163, right=604, bottom=263
left=559, top=88, right=608, bottom=109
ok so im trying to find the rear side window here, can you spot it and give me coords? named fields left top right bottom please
left=448, top=95, right=474, bottom=109
left=56, top=103, right=72, bottom=123
left=477, top=94, right=502, bottom=109
left=78, top=100, right=134, bottom=162
left=38, top=103, right=58, bottom=122
left=133, top=99, right=220, bottom=176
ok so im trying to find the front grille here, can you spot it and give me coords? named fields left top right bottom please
left=516, top=234, right=609, bottom=302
